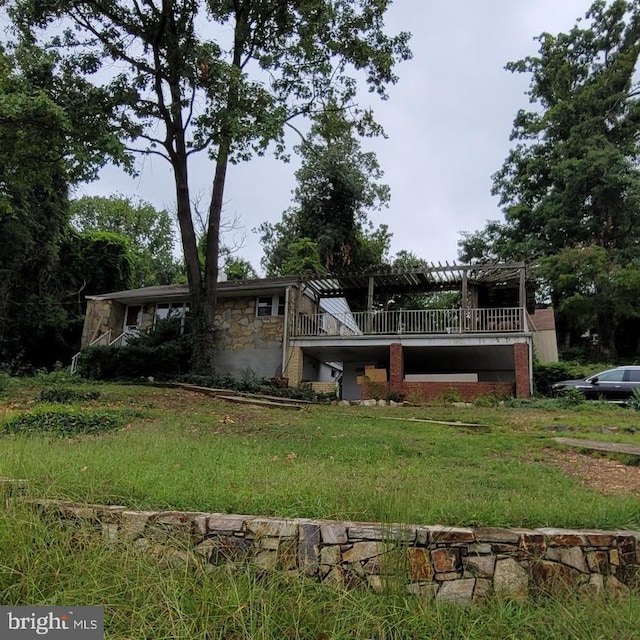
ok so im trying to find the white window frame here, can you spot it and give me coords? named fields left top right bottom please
left=256, top=294, right=285, bottom=318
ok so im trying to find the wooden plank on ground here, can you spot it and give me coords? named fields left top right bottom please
left=380, top=416, right=491, bottom=430
left=215, top=395, right=303, bottom=410
left=553, top=437, right=640, bottom=457
left=149, top=382, right=313, bottom=405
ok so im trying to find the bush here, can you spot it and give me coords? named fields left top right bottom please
left=0, top=372, right=11, bottom=396
left=440, top=388, right=463, bottom=403
left=473, top=394, right=501, bottom=407
left=78, top=340, right=192, bottom=380
left=39, top=387, right=101, bottom=404
left=2, top=409, right=124, bottom=436
left=628, top=388, right=640, bottom=412
left=534, top=361, right=595, bottom=396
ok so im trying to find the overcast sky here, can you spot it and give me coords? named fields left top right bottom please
left=76, top=0, right=593, bottom=273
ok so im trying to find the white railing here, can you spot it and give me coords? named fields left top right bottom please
left=69, top=330, right=112, bottom=374
left=292, top=307, right=525, bottom=338
left=108, top=329, right=139, bottom=348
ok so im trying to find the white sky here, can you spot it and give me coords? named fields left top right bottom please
left=75, top=0, right=593, bottom=273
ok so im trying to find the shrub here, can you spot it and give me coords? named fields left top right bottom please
left=440, top=388, right=463, bottom=403
left=628, top=388, right=640, bottom=412
left=473, top=393, right=501, bottom=407
left=534, top=361, right=586, bottom=396
left=0, top=372, right=11, bottom=396
left=78, top=340, right=192, bottom=380
left=554, top=387, right=586, bottom=407
left=2, top=409, right=124, bottom=436
left=39, top=387, right=101, bottom=404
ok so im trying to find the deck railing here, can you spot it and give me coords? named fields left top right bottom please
left=292, top=307, right=525, bottom=338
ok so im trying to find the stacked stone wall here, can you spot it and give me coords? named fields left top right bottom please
left=215, top=298, right=284, bottom=352
left=26, top=499, right=639, bottom=605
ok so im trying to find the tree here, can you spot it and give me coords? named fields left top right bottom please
left=70, top=195, right=180, bottom=287
left=8, top=1, right=411, bottom=373
left=258, top=114, right=392, bottom=276
left=223, top=256, right=257, bottom=281
left=459, top=0, right=640, bottom=357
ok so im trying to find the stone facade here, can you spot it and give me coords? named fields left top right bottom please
left=215, top=298, right=284, bottom=352
left=27, top=499, right=640, bottom=604
left=213, top=297, right=287, bottom=379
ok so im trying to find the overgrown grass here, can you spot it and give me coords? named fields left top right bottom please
left=0, top=504, right=639, bottom=639
left=1, top=379, right=639, bottom=529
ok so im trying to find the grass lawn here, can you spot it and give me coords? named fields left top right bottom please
left=1, top=377, right=640, bottom=639
left=1, top=378, right=639, bottom=530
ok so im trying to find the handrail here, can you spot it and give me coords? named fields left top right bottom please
left=292, top=307, right=526, bottom=338
left=69, top=330, right=113, bottom=374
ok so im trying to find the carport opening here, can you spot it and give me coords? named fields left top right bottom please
left=403, top=345, right=515, bottom=382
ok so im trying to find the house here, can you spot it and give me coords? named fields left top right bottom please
left=78, top=263, right=550, bottom=401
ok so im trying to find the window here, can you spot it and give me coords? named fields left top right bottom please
left=257, top=295, right=285, bottom=317
left=628, top=369, right=640, bottom=382
left=125, top=305, right=142, bottom=330
left=594, top=369, right=624, bottom=382
left=154, top=302, right=190, bottom=331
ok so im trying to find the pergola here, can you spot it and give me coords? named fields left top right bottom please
left=302, top=262, right=528, bottom=313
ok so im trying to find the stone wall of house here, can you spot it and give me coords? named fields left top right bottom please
left=81, top=300, right=126, bottom=347
left=214, top=298, right=285, bottom=379
left=27, top=499, right=639, bottom=605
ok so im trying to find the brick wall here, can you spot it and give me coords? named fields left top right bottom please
left=389, top=343, right=404, bottom=394
left=514, top=343, right=531, bottom=398
left=285, top=346, right=304, bottom=386
left=402, top=381, right=514, bottom=402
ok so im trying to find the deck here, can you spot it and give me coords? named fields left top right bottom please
left=292, top=307, right=526, bottom=338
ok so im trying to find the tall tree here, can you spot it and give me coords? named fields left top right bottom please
left=459, top=0, right=640, bottom=356
left=70, top=195, right=180, bottom=287
left=8, top=0, right=411, bottom=373
left=0, top=43, right=125, bottom=368
left=258, top=113, right=392, bottom=276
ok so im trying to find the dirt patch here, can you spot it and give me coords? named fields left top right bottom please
left=543, top=447, right=640, bottom=496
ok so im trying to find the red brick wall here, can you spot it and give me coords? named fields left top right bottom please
left=389, top=343, right=404, bottom=394
left=513, top=343, right=531, bottom=398
left=360, top=380, right=514, bottom=402
left=401, top=381, right=514, bottom=402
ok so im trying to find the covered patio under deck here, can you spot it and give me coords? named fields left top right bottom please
left=286, top=263, right=534, bottom=401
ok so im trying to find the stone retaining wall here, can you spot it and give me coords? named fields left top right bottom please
left=26, top=498, right=640, bottom=605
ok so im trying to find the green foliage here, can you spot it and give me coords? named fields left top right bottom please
left=459, top=0, right=640, bottom=358
left=70, top=195, right=180, bottom=287
left=177, top=373, right=331, bottom=402
left=280, top=238, right=324, bottom=276
left=78, top=342, right=192, bottom=381
left=2, top=409, right=122, bottom=436
left=554, top=387, right=587, bottom=407
left=258, top=114, right=392, bottom=276
left=39, top=387, right=100, bottom=404
left=0, top=45, right=126, bottom=371
left=0, top=372, right=11, bottom=396
left=223, top=256, right=258, bottom=281
left=474, top=394, right=501, bottom=408
left=8, top=0, right=410, bottom=374
left=440, top=388, right=464, bottom=403
left=629, top=388, right=640, bottom=412
left=533, top=361, right=586, bottom=396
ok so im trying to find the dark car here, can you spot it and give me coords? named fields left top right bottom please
left=552, top=366, right=640, bottom=400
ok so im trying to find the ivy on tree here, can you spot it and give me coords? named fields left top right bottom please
left=258, top=112, right=392, bottom=276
